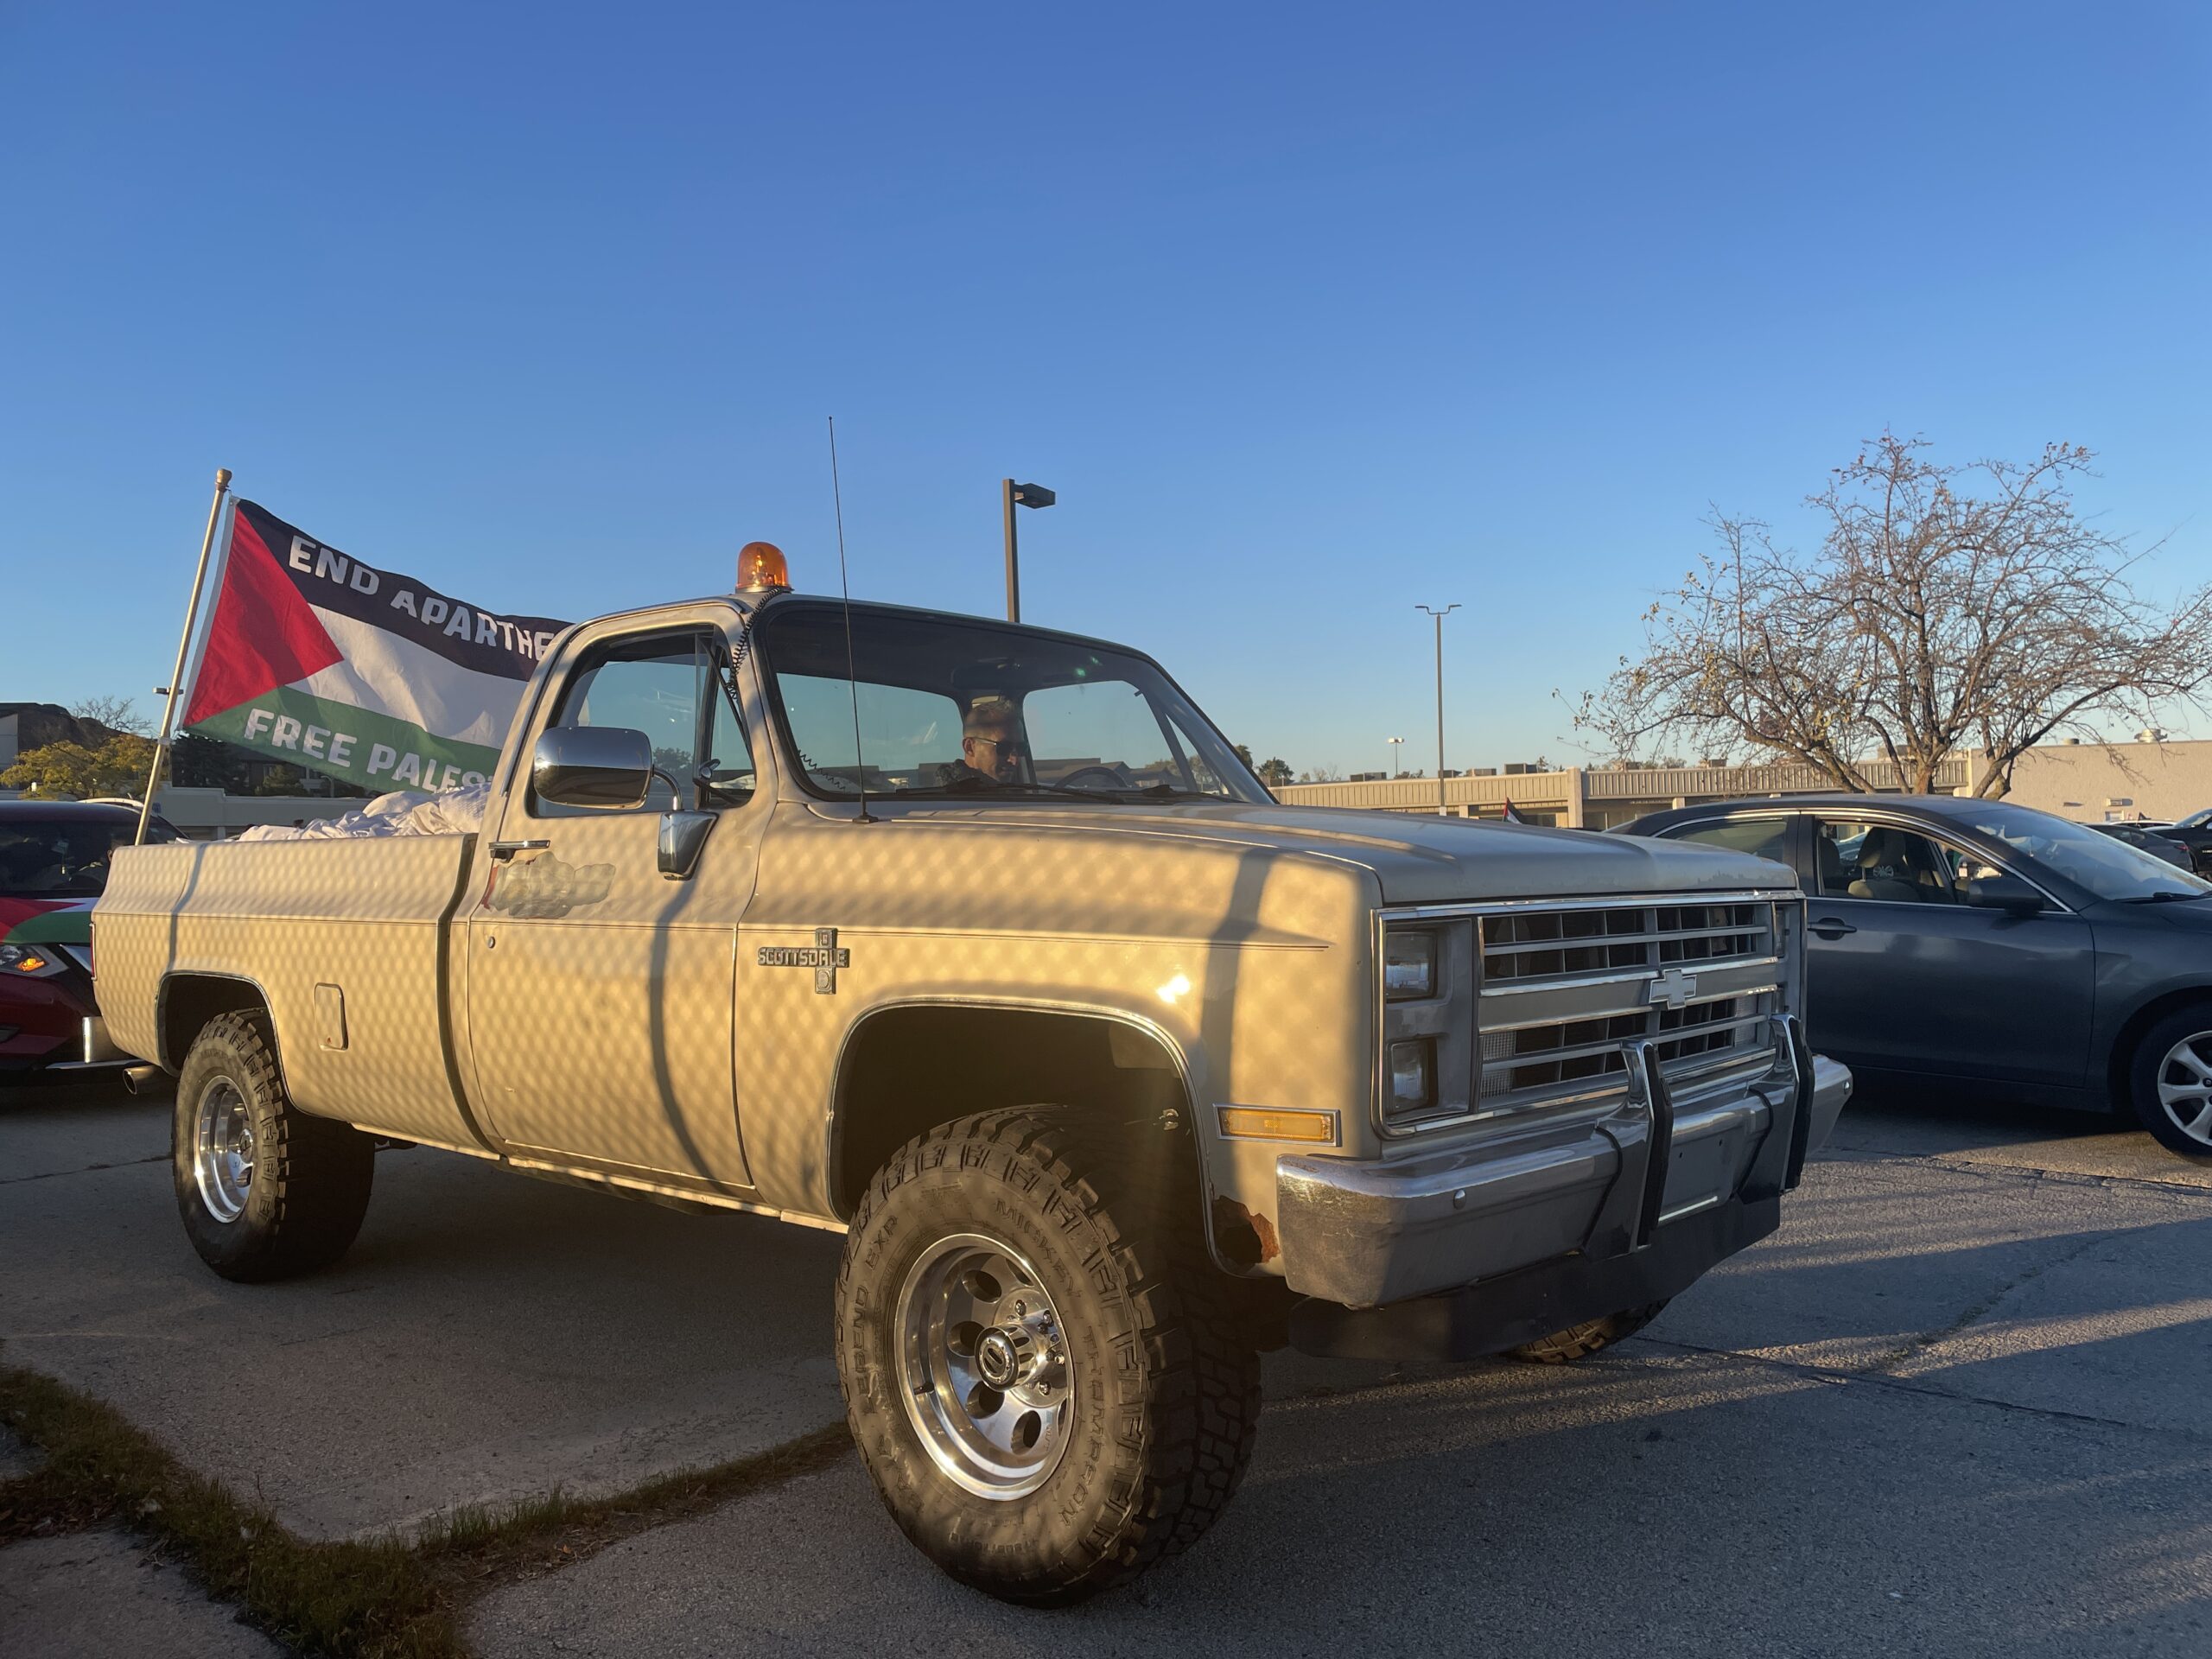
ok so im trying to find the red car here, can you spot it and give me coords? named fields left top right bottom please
left=0, top=800, right=177, bottom=1077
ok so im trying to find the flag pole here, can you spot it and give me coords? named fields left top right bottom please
left=137, top=468, right=233, bottom=846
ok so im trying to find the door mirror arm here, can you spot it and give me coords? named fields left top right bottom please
left=659, top=810, right=716, bottom=880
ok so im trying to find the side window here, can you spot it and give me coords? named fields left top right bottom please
left=1816, top=820, right=1957, bottom=904
left=535, top=630, right=755, bottom=817
left=1667, top=817, right=1792, bottom=866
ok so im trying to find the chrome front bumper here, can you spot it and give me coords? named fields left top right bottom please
left=1276, top=1045, right=1851, bottom=1313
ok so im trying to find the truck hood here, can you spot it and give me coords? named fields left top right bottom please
left=855, top=801, right=1796, bottom=905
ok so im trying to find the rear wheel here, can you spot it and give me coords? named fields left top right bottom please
left=2126, top=1007, right=2212, bottom=1161
left=1505, top=1300, right=1669, bottom=1364
left=173, top=1011, right=375, bottom=1281
left=835, top=1107, right=1261, bottom=1605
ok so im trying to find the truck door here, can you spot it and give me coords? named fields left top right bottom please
left=465, top=619, right=764, bottom=1191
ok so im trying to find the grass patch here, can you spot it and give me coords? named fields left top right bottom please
left=0, top=1364, right=452, bottom=1656
left=414, top=1422, right=854, bottom=1590
left=1, top=1362, right=851, bottom=1657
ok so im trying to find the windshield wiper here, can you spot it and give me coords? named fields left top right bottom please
left=2123, top=890, right=2209, bottom=903
left=1104, top=783, right=1218, bottom=801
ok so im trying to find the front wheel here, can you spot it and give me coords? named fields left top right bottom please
left=1505, top=1300, right=1669, bottom=1364
left=2126, top=1007, right=2212, bottom=1161
left=173, top=1010, right=376, bottom=1281
left=835, top=1108, right=1261, bottom=1605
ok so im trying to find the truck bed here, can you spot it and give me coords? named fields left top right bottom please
left=97, top=835, right=486, bottom=1151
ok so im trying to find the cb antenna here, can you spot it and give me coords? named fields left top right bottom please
left=829, top=416, right=873, bottom=823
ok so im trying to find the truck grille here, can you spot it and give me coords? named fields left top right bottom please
left=1476, top=899, right=1787, bottom=1114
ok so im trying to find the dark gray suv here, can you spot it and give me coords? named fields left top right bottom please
left=1617, top=795, right=2212, bottom=1161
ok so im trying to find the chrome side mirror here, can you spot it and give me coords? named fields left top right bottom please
left=533, top=726, right=654, bottom=809
left=659, top=810, right=715, bottom=880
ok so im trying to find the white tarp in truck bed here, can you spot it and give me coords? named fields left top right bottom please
left=235, top=779, right=490, bottom=842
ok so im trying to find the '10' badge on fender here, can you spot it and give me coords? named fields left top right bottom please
left=758, top=927, right=850, bottom=994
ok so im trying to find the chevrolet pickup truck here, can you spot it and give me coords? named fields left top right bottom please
left=95, top=563, right=1851, bottom=1603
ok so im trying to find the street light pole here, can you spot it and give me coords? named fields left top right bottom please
left=1415, top=604, right=1459, bottom=817
left=1387, top=735, right=1405, bottom=779
left=1001, top=480, right=1056, bottom=622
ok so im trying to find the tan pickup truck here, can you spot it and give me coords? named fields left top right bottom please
left=97, top=572, right=1850, bottom=1602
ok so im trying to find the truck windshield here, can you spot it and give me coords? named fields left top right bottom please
left=759, top=605, right=1269, bottom=804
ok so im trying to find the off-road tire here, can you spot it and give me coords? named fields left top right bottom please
left=2126, top=1005, right=2212, bottom=1162
left=1505, top=1300, right=1669, bottom=1364
left=835, top=1107, right=1262, bottom=1605
left=173, top=1010, right=375, bottom=1281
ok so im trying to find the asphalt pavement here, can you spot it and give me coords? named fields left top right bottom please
left=3, top=1073, right=2209, bottom=1656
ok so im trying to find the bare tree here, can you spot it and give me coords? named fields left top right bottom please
left=69, top=695, right=154, bottom=736
left=1566, top=435, right=2212, bottom=797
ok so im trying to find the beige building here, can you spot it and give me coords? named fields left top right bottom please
left=1276, top=741, right=2212, bottom=828
left=1999, top=738, right=2212, bottom=825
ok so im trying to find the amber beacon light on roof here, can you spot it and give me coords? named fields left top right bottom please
left=737, top=541, right=791, bottom=591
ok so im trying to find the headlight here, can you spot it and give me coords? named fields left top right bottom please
left=1382, top=930, right=1437, bottom=1001
left=1388, top=1039, right=1434, bottom=1111
left=1377, top=917, right=1475, bottom=1132
left=0, top=943, right=68, bottom=977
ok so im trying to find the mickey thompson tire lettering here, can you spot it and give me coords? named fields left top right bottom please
left=834, top=1107, right=1262, bottom=1605
left=173, top=1010, right=376, bottom=1283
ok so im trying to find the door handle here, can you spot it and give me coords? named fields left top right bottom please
left=488, top=838, right=550, bottom=861
left=1810, top=918, right=1857, bottom=938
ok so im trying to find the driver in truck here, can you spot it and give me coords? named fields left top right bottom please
left=952, top=696, right=1024, bottom=784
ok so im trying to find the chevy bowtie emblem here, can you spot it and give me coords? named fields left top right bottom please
left=757, top=927, right=851, bottom=994
left=1647, top=966, right=1699, bottom=1011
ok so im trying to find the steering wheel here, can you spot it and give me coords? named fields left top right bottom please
left=1055, top=765, right=1130, bottom=791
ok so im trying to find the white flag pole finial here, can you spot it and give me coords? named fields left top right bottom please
left=137, top=467, right=234, bottom=846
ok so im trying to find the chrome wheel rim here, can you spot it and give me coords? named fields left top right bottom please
left=894, top=1232, right=1072, bottom=1500
left=194, top=1078, right=256, bottom=1223
left=2155, top=1033, right=2212, bottom=1147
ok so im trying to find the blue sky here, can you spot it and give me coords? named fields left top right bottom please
left=4, top=3, right=2207, bottom=778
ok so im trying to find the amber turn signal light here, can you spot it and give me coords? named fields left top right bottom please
left=1216, top=1106, right=1339, bottom=1145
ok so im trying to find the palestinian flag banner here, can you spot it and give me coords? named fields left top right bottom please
left=0, top=897, right=93, bottom=955
left=182, top=500, right=569, bottom=793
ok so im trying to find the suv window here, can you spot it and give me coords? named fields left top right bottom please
left=1668, top=816, right=1792, bottom=866
left=1816, top=819, right=1964, bottom=904
left=537, top=630, right=755, bottom=817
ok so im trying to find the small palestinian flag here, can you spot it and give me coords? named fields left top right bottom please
left=1502, top=798, right=1531, bottom=824
left=182, top=501, right=569, bottom=793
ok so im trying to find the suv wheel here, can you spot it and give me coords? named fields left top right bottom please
left=835, top=1107, right=1261, bottom=1605
left=2128, top=1007, right=2212, bottom=1161
left=174, top=1010, right=376, bottom=1281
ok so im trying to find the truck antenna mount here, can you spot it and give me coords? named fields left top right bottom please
left=828, top=416, right=873, bottom=824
